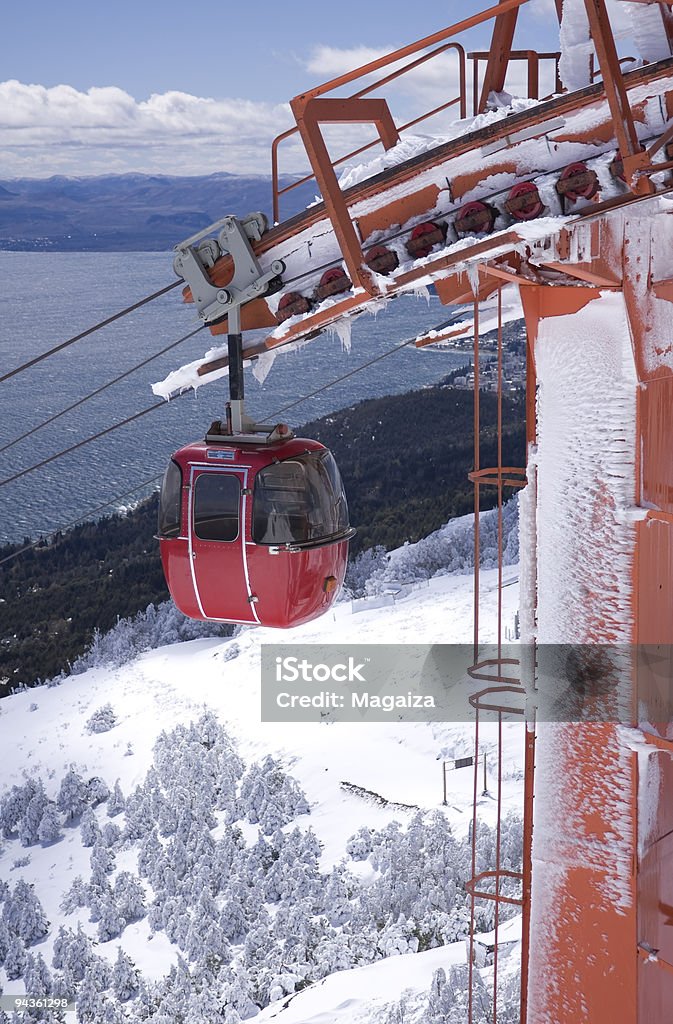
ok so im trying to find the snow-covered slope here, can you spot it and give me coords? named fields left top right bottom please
left=0, top=556, right=524, bottom=1023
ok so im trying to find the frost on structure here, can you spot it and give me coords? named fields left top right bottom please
left=527, top=723, right=636, bottom=1022
left=559, top=0, right=671, bottom=90
left=534, top=290, right=637, bottom=645
left=526, top=290, right=640, bottom=1019
left=626, top=202, right=673, bottom=376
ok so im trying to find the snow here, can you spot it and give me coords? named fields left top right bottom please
left=525, top=287, right=643, bottom=1017
left=559, top=0, right=670, bottom=88
left=534, top=289, right=637, bottom=644
left=0, top=537, right=525, bottom=1022
left=252, top=941, right=466, bottom=1024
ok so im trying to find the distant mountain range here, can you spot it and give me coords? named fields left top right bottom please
left=0, top=172, right=316, bottom=251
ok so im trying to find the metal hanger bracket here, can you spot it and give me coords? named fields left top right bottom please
left=173, top=212, right=285, bottom=325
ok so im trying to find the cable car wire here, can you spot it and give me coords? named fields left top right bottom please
left=0, top=310, right=470, bottom=559
left=0, top=324, right=204, bottom=456
left=0, top=280, right=182, bottom=386
left=0, top=401, right=172, bottom=488
left=0, top=470, right=166, bottom=569
left=271, top=332, right=430, bottom=419
left=0, top=312, right=468, bottom=489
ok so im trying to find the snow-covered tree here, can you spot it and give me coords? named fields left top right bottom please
left=19, top=783, right=48, bottom=847
left=86, top=777, right=110, bottom=807
left=52, top=924, right=95, bottom=983
left=89, top=842, right=115, bottom=887
left=240, top=756, right=309, bottom=834
left=4, top=935, right=26, bottom=980
left=0, top=920, right=10, bottom=967
left=346, top=826, right=374, bottom=861
left=56, top=769, right=88, bottom=823
left=37, top=803, right=63, bottom=845
left=0, top=778, right=40, bottom=839
left=110, top=947, right=140, bottom=1001
left=2, top=880, right=49, bottom=945
left=113, top=872, right=145, bottom=924
left=59, top=877, right=88, bottom=915
left=101, top=822, right=121, bottom=848
left=72, top=601, right=230, bottom=674
left=80, top=808, right=101, bottom=848
left=106, top=780, right=125, bottom=818
left=96, top=898, right=125, bottom=943
left=75, top=959, right=109, bottom=1022
left=23, top=950, right=52, bottom=996
left=85, top=704, right=117, bottom=735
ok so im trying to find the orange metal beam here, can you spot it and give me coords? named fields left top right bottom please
left=541, top=260, right=622, bottom=287
left=290, top=0, right=530, bottom=109
left=583, top=0, right=653, bottom=190
left=478, top=1, right=520, bottom=112
left=290, top=96, right=400, bottom=294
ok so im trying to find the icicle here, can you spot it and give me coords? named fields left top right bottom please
left=466, top=261, right=481, bottom=295
left=413, top=285, right=431, bottom=304
left=251, top=350, right=276, bottom=385
left=332, top=318, right=352, bottom=353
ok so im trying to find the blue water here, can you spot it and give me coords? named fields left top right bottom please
left=0, top=252, right=470, bottom=545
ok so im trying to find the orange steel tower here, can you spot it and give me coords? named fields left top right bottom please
left=168, top=1, right=673, bottom=1019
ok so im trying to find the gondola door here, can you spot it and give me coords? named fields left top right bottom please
left=188, top=465, right=257, bottom=624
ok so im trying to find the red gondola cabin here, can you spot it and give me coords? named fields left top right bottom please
left=158, top=437, right=355, bottom=628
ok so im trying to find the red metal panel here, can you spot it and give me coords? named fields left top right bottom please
left=246, top=541, right=348, bottom=629
left=189, top=467, right=254, bottom=623
left=640, top=378, right=673, bottom=515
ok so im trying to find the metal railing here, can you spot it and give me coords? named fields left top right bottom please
left=270, top=0, right=538, bottom=222
left=271, top=41, right=467, bottom=222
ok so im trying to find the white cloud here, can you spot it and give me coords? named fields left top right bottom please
left=305, top=45, right=393, bottom=78
left=0, top=80, right=307, bottom=177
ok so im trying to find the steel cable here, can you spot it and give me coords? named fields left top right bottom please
left=0, top=324, right=204, bottom=456
left=0, top=310, right=469, bottom=560
left=0, top=280, right=181, bottom=385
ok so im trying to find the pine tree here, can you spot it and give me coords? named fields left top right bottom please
left=96, top=897, right=125, bottom=943
left=0, top=780, right=39, bottom=839
left=113, top=872, right=145, bottom=924
left=59, top=877, right=89, bottom=915
left=85, top=704, right=117, bottom=735
left=2, top=880, right=49, bottom=945
left=4, top=935, right=26, bottom=980
left=80, top=808, right=101, bottom=848
left=57, top=769, right=88, bottom=823
left=89, top=842, right=115, bottom=888
left=19, top=783, right=48, bottom=847
left=37, top=803, right=63, bottom=845
left=0, top=919, right=10, bottom=966
left=101, top=822, right=121, bottom=848
left=86, top=777, right=110, bottom=807
left=75, top=963, right=105, bottom=1022
left=59, top=923, right=96, bottom=983
left=22, top=950, right=52, bottom=996
left=110, top=946, right=140, bottom=1002
left=106, top=780, right=125, bottom=818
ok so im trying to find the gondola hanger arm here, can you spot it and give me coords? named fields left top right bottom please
left=173, top=212, right=285, bottom=325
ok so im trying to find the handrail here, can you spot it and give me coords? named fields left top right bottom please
left=293, top=0, right=528, bottom=104
left=271, top=0, right=534, bottom=221
left=271, top=40, right=467, bottom=222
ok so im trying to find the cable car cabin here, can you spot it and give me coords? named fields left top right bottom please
left=158, top=437, right=355, bottom=628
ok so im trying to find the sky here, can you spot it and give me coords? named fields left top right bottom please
left=0, top=0, right=562, bottom=179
